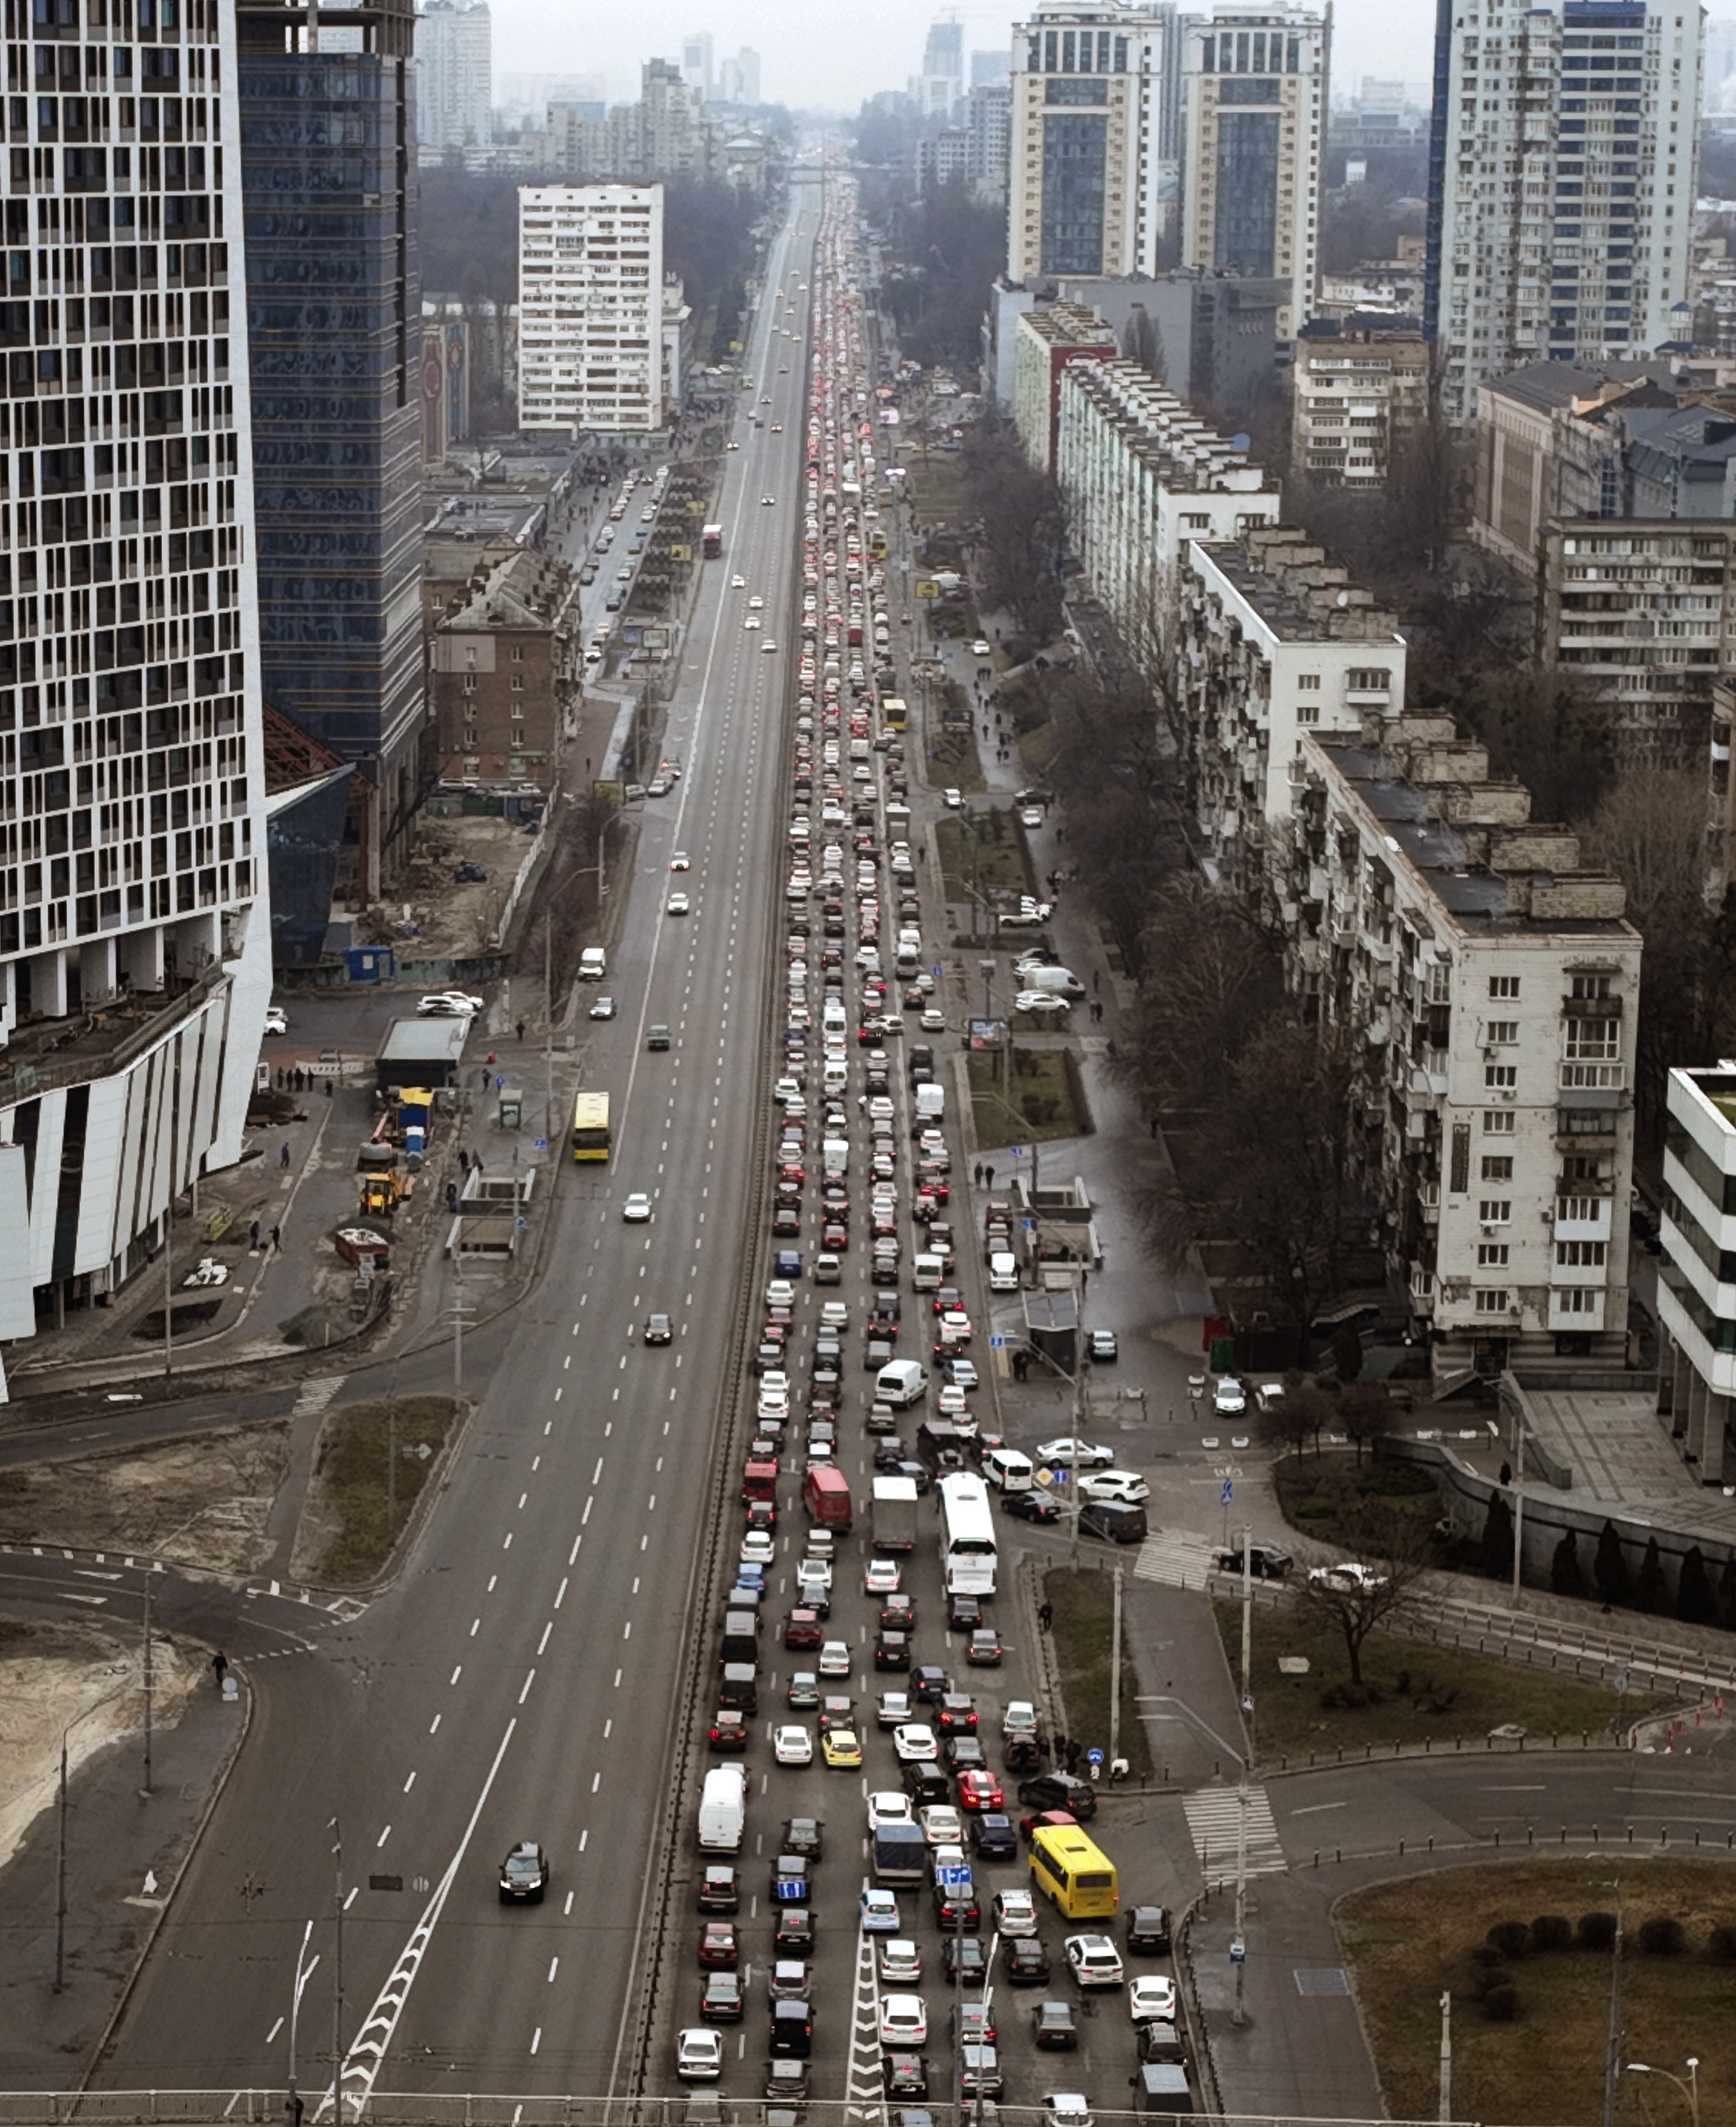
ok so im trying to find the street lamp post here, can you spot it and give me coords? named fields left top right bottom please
left=1626, top=2060, right=1700, bottom=2127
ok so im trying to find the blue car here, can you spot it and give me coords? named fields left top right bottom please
left=774, top=1248, right=804, bottom=1279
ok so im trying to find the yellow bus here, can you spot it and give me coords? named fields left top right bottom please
left=571, top=1090, right=611, bottom=1162
left=1028, top=1823, right=1119, bottom=1920
left=869, top=527, right=887, bottom=560
left=881, top=695, right=907, bottom=734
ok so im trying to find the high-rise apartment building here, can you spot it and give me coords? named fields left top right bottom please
left=716, top=46, right=760, bottom=103
left=641, top=57, right=710, bottom=177
left=0, top=0, right=273, bottom=1366
left=1424, top=0, right=1703, bottom=427
left=1180, top=5, right=1329, bottom=340
left=239, top=0, right=424, bottom=897
left=417, top=0, right=491, bottom=160
left=518, top=184, right=665, bottom=433
left=1007, top=2, right=1170, bottom=280
left=681, top=30, right=712, bottom=96
left=922, top=18, right=965, bottom=116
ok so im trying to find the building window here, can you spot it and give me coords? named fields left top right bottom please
left=1486, top=1020, right=1518, bottom=1045
left=1484, top=1065, right=1517, bottom=1089
left=1347, top=667, right=1391, bottom=690
left=512, top=646, right=526, bottom=662
left=1558, top=1194, right=1603, bottom=1223
left=1556, top=1239, right=1606, bottom=1268
left=1182, top=511, right=1210, bottom=529
left=1569, top=972, right=1610, bottom=998
left=1478, top=1200, right=1512, bottom=1224
left=512, top=676, right=525, bottom=691
left=1565, top=1018, right=1620, bottom=1061
left=1298, top=673, right=1320, bottom=689
left=1477, top=1243, right=1510, bottom=1267
left=1297, top=702, right=1319, bottom=724
left=1483, top=1110, right=1516, bottom=1133
left=1474, top=1288, right=1511, bottom=1312
left=1553, top=1286, right=1600, bottom=1315
left=1480, top=1156, right=1514, bottom=1181
left=1488, top=974, right=1520, bottom=999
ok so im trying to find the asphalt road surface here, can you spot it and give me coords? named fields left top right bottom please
left=88, top=188, right=826, bottom=2103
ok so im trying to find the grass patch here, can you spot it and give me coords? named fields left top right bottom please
left=928, top=728, right=986, bottom=794
left=1216, top=1597, right=1664, bottom=1763
left=1277, top=1452, right=1442, bottom=1545
left=1338, top=1858, right=1736, bottom=2127
left=312, top=1394, right=461, bottom=1585
left=1043, top=1566, right=1155, bottom=1781
left=968, top=1047, right=1086, bottom=1146
left=935, top=810, right=1032, bottom=907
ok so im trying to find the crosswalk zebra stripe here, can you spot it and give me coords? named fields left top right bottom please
left=1183, top=1783, right=1287, bottom=1882
left=1133, top=1529, right=1221, bottom=1590
left=292, top=1375, right=346, bottom=1419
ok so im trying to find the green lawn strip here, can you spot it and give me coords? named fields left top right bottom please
left=935, top=810, right=1032, bottom=905
left=1216, top=1597, right=1663, bottom=1763
left=1337, top=1857, right=1736, bottom=2127
left=1277, top=1451, right=1442, bottom=1546
left=312, top=1394, right=461, bottom=1585
left=1043, top=1565, right=1156, bottom=1782
left=968, top=1048, right=1086, bottom=1146
left=927, top=729, right=988, bottom=794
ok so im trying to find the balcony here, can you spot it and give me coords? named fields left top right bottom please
left=1559, top=1061, right=1626, bottom=1092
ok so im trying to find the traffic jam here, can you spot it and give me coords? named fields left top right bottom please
left=670, top=181, right=1189, bottom=2122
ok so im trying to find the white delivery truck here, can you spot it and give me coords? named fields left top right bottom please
left=579, top=947, right=606, bottom=981
left=914, top=1082, right=944, bottom=1126
left=697, top=1765, right=747, bottom=1852
left=871, top=1474, right=920, bottom=1551
left=1021, top=964, right=1084, bottom=1000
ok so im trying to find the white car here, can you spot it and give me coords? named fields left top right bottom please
left=762, top=641, right=778, bottom=654
left=762, top=495, right=777, bottom=505
left=774, top=1724, right=814, bottom=1766
left=622, top=1193, right=652, bottom=1223
left=1035, top=1437, right=1115, bottom=1470
left=919, top=1804, right=963, bottom=1847
left=867, top=1791, right=914, bottom=1832
left=937, top=1385, right=969, bottom=1417
left=795, top=1555, right=833, bottom=1591
left=818, top=1639, right=852, bottom=1676
left=943, top=788, right=963, bottom=809
left=670, top=851, right=691, bottom=872
left=879, top=1938, right=923, bottom=1984
left=971, top=639, right=992, bottom=657
left=880, top=1995, right=928, bottom=2049
left=920, top=1007, right=946, bottom=1031
left=588, top=996, right=616, bottom=1020
left=1066, top=1934, right=1125, bottom=1988
left=731, top=573, right=746, bottom=587
left=765, top=1278, right=796, bottom=1307
left=745, top=616, right=762, bottom=630
left=667, top=892, right=691, bottom=916
left=749, top=596, right=765, bottom=610
left=262, top=1004, right=288, bottom=1036
left=758, top=1387, right=792, bottom=1423
left=1308, top=1561, right=1390, bottom=1594
left=1079, top=1470, right=1151, bottom=1505
left=675, top=2028, right=723, bottom=2081
left=877, top=1690, right=913, bottom=1727
left=1020, top=806, right=1045, bottom=829
left=741, top=1529, right=776, bottom=1567
left=992, top=1889, right=1039, bottom=1938
left=1129, top=1975, right=1178, bottom=2023
left=893, top=1723, right=939, bottom=1762
left=1213, top=1376, right=1247, bottom=1416
left=416, top=990, right=484, bottom=1018
left=860, top=1888, right=900, bottom=1933
left=1045, top=2097, right=1094, bottom=2127
left=1015, top=991, right=1071, bottom=1017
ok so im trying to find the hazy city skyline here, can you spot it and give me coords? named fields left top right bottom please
left=486, top=0, right=1437, bottom=119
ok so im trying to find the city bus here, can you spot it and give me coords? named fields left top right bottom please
left=1028, top=1823, right=1119, bottom=1920
left=936, top=1471, right=997, bottom=1597
left=881, top=695, right=907, bottom=734
left=869, top=527, right=887, bottom=561
left=571, top=1091, right=611, bottom=1162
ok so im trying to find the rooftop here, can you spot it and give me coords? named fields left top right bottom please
left=1196, top=524, right=1402, bottom=643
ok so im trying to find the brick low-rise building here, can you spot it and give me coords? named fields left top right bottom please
left=1283, top=719, right=1640, bottom=1386
left=431, top=549, right=582, bottom=790
left=1012, top=301, right=1120, bottom=470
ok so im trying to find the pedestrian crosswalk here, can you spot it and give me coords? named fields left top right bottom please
left=292, top=1375, right=346, bottom=1419
left=1133, top=1528, right=1221, bottom=1590
left=1184, top=1782, right=1287, bottom=1884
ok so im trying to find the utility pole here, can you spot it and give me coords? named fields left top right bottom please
left=1109, top=1563, right=1123, bottom=1771
left=331, top=1818, right=345, bottom=2093
left=1439, top=1990, right=1453, bottom=2124
left=1231, top=1780, right=1248, bottom=2025
left=54, top=1729, right=69, bottom=1991
left=1603, top=1887, right=1625, bottom=2127
left=140, top=1570, right=154, bottom=1797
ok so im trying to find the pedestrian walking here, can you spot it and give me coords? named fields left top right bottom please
left=985, top=1163, right=995, bottom=1188
left=280, top=1142, right=292, bottom=1170
left=486, top=1051, right=496, bottom=1068
left=250, top=1220, right=261, bottom=1251
left=271, top=1225, right=281, bottom=1251
left=212, top=1651, right=228, bottom=1689
left=274, top=1068, right=283, bottom=1089
left=479, top=1067, right=488, bottom=1089
left=516, top=1018, right=526, bottom=1044
left=1066, top=1739, right=1082, bottom=1773
left=1092, top=970, right=1099, bottom=994
left=1054, top=1730, right=1069, bottom=1764
left=1038, top=1600, right=1055, bottom=1632
left=974, top=1163, right=983, bottom=1186
left=325, top=1076, right=333, bottom=1099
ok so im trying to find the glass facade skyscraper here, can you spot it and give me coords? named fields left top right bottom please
left=238, top=0, right=423, bottom=898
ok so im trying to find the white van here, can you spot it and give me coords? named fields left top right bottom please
left=987, top=1251, right=1019, bottom=1293
left=697, top=1765, right=747, bottom=1852
left=911, top=1252, right=944, bottom=1291
left=1022, top=964, right=1086, bottom=1001
left=875, top=1359, right=927, bottom=1409
left=914, top=1082, right=944, bottom=1126
left=579, top=947, right=606, bottom=981
left=981, top=1447, right=1035, bottom=1492
left=822, top=1136, right=850, bottom=1177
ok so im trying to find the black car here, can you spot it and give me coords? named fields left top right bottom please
left=875, top=1629, right=913, bottom=1672
left=873, top=1438, right=909, bottom=1470
left=770, top=1998, right=814, bottom=2058
left=498, top=1842, right=549, bottom=1902
left=1002, top=1491, right=1062, bottom=1526
left=969, top=1813, right=1018, bottom=1861
left=770, top=1855, right=811, bottom=1904
left=942, top=1734, right=986, bottom=1771
left=1004, top=1936, right=1050, bottom=1985
left=775, top=1906, right=815, bottom=1952
left=1079, top=1501, right=1148, bottom=1546
left=643, top=1312, right=673, bottom=1344
left=1017, top=1772, right=1098, bottom=1821
left=698, top=1865, right=739, bottom=1913
left=911, top=1665, right=951, bottom=1703
left=1033, top=2000, right=1078, bottom=2049
left=943, top=1934, right=988, bottom=1981
left=884, top=2055, right=929, bottom=2099
left=783, top=1816, right=825, bottom=1859
left=1127, top=1903, right=1173, bottom=1953
left=700, top=1970, right=744, bottom=2023
left=934, top=1879, right=981, bottom=1929
left=903, top=1762, right=951, bottom=1805
left=947, top=1592, right=984, bottom=1632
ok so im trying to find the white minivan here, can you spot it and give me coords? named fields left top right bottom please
left=875, top=1359, right=927, bottom=1409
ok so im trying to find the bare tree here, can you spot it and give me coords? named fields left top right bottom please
left=1337, top=1380, right=1397, bottom=1467
left=1111, top=879, right=1283, bottom=1118
left=1295, top=1502, right=1437, bottom=1690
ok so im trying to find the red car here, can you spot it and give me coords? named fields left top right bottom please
left=822, top=1222, right=849, bottom=1251
left=956, top=1768, right=1004, bottom=1812
left=699, top=1920, right=739, bottom=1967
left=784, top=1609, right=824, bottom=1650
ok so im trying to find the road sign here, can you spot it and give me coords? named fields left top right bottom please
left=1086, top=1747, right=1104, bottom=1765
left=990, top=1335, right=1005, bottom=1348
left=937, top=1865, right=971, bottom=1887
left=933, top=964, right=942, bottom=978
left=1023, top=1218, right=1036, bottom=1234
left=534, top=1138, right=547, bottom=1151
left=1221, top=1480, right=1234, bottom=1505
left=1050, top=1467, right=1069, bottom=1486
left=1009, top=1144, right=1026, bottom=1159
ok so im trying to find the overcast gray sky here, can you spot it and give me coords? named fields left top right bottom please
left=491, top=0, right=1437, bottom=116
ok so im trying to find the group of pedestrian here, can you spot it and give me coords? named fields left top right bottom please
left=1089, top=1000, right=1106, bottom=1025
left=1012, top=1347, right=1032, bottom=1383
left=1052, top=1733, right=1086, bottom=1774
left=273, top=1066, right=320, bottom=1093
left=246, top=1222, right=282, bottom=1253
